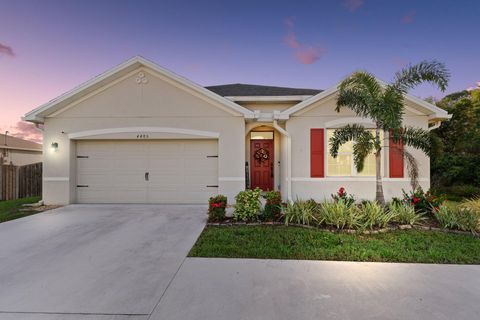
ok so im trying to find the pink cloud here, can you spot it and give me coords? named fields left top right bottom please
left=0, top=43, right=15, bottom=57
left=295, top=47, right=327, bottom=65
left=9, top=121, right=43, bottom=143
left=344, top=0, right=364, bottom=12
left=402, top=11, right=416, bottom=24
left=283, top=17, right=327, bottom=65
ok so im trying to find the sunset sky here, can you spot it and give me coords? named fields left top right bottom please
left=1, top=0, right=478, bottom=143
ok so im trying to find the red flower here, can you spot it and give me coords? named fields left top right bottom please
left=412, top=197, right=420, bottom=204
left=338, top=187, right=345, bottom=197
left=210, top=202, right=222, bottom=208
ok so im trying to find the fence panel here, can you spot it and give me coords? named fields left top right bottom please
left=1, top=162, right=42, bottom=200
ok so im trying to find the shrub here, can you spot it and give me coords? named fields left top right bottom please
left=331, top=187, right=355, bottom=207
left=262, top=191, right=282, bottom=221
left=283, top=199, right=319, bottom=226
left=320, top=199, right=362, bottom=229
left=234, top=188, right=262, bottom=222
left=460, top=197, right=480, bottom=213
left=434, top=205, right=480, bottom=234
left=389, top=202, right=426, bottom=225
left=432, top=185, right=480, bottom=202
left=433, top=205, right=458, bottom=229
left=359, top=201, right=397, bottom=229
left=208, top=195, right=227, bottom=222
left=402, top=187, right=445, bottom=214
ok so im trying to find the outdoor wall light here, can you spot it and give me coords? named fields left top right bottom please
left=51, top=142, right=59, bottom=151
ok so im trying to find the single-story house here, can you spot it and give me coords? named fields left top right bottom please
left=24, top=56, right=450, bottom=205
left=0, top=133, right=42, bottom=166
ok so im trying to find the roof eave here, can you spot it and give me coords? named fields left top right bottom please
left=24, top=56, right=254, bottom=123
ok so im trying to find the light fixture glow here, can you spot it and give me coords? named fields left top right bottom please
left=51, top=142, right=59, bottom=151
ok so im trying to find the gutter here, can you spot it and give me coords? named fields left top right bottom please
left=273, top=120, right=292, bottom=202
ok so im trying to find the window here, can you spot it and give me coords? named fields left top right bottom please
left=327, top=129, right=382, bottom=177
left=250, top=131, right=273, bottom=140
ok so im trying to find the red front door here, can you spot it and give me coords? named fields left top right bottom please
left=250, top=139, right=274, bottom=191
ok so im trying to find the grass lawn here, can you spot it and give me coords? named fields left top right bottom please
left=189, top=225, right=480, bottom=264
left=0, top=196, right=42, bottom=223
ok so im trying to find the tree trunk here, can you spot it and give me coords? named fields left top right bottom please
left=375, top=129, right=385, bottom=205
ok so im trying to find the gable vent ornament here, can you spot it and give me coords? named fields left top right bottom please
left=135, top=72, right=148, bottom=84
left=254, top=148, right=269, bottom=162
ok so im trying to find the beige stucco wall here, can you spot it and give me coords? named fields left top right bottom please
left=286, top=94, right=430, bottom=201
left=0, top=149, right=42, bottom=166
left=42, top=68, right=245, bottom=204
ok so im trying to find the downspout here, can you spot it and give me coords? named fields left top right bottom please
left=273, top=120, right=292, bottom=202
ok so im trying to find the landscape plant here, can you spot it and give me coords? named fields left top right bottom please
left=359, top=201, right=397, bottom=229
left=331, top=187, right=355, bottom=207
left=262, top=190, right=282, bottom=221
left=433, top=205, right=479, bottom=233
left=233, top=188, right=262, bottom=222
left=389, top=201, right=425, bottom=225
left=320, top=199, right=362, bottom=229
left=402, top=187, right=444, bottom=214
left=207, top=195, right=227, bottom=222
left=330, top=61, right=450, bottom=204
left=283, top=199, right=319, bottom=226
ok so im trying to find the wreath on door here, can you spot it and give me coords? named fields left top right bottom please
left=254, top=148, right=269, bottom=162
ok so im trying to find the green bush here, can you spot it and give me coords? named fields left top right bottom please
left=389, top=202, right=426, bottom=225
left=432, top=185, right=480, bottom=202
left=402, top=187, right=445, bottom=214
left=283, top=199, right=319, bottom=226
left=434, top=205, right=480, bottom=234
left=320, top=199, right=362, bottom=229
left=262, top=191, right=282, bottom=221
left=359, top=201, right=397, bottom=229
left=234, top=188, right=262, bottom=222
left=208, top=195, right=227, bottom=222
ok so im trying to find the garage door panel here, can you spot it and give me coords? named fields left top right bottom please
left=76, top=139, right=218, bottom=204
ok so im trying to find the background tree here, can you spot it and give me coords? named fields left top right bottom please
left=330, top=61, right=450, bottom=204
left=430, top=88, right=480, bottom=200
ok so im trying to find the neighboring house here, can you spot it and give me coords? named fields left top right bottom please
left=23, top=56, right=450, bottom=205
left=0, top=133, right=42, bottom=166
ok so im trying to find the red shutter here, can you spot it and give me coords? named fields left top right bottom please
left=389, top=132, right=404, bottom=178
left=310, top=129, right=325, bottom=178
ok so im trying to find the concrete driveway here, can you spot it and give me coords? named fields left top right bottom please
left=0, top=204, right=206, bottom=320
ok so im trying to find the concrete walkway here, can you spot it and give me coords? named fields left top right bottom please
left=0, top=205, right=207, bottom=320
left=150, top=258, right=480, bottom=320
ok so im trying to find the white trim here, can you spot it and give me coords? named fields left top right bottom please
left=218, top=177, right=245, bottom=181
left=24, top=56, right=254, bottom=122
left=0, top=146, right=42, bottom=152
left=225, top=95, right=313, bottom=102
left=324, top=117, right=375, bottom=128
left=44, top=177, right=69, bottom=182
left=291, top=177, right=429, bottom=182
left=68, top=127, right=220, bottom=139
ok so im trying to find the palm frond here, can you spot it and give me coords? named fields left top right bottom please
left=379, top=85, right=404, bottom=129
left=398, top=126, right=431, bottom=156
left=403, top=150, right=419, bottom=190
left=336, top=72, right=383, bottom=119
left=329, top=124, right=368, bottom=158
left=352, top=130, right=375, bottom=172
left=393, top=60, right=450, bottom=93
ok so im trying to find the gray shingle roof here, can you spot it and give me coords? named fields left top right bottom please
left=205, top=83, right=322, bottom=97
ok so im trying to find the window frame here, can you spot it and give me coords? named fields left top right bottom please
left=325, top=128, right=385, bottom=178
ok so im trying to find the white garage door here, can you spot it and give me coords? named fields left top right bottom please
left=76, top=140, right=218, bottom=204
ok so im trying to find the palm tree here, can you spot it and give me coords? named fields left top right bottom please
left=330, top=61, right=450, bottom=204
